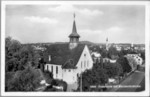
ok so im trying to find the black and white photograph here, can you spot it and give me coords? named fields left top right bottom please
left=1, top=0, right=150, bottom=96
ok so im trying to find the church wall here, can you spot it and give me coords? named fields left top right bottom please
left=76, top=45, right=94, bottom=75
left=44, top=45, right=94, bottom=85
left=62, top=69, right=77, bottom=84
left=45, top=64, right=63, bottom=80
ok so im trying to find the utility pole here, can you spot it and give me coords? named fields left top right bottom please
left=80, top=68, right=82, bottom=92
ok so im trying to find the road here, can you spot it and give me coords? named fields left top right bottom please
left=110, top=70, right=145, bottom=92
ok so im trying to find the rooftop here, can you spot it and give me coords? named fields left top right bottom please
left=43, top=43, right=85, bottom=69
left=69, top=18, right=80, bottom=38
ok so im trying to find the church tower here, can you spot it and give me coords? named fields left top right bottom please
left=106, top=37, right=109, bottom=50
left=69, top=13, right=80, bottom=49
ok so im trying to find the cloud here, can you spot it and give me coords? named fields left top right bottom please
left=6, top=5, right=144, bottom=44
left=48, top=5, right=103, bottom=16
left=106, top=26, right=123, bottom=33
left=48, top=5, right=73, bottom=13
left=24, top=16, right=58, bottom=24
left=79, top=29, right=103, bottom=34
left=78, top=29, right=106, bottom=43
left=79, top=8, right=102, bottom=16
left=105, top=26, right=128, bottom=43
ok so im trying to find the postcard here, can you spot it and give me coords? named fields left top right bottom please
left=1, top=0, right=150, bottom=96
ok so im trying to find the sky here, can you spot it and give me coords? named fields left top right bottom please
left=6, top=4, right=145, bottom=44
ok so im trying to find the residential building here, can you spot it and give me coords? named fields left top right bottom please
left=127, top=54, right=143, bottom=65
left=91, top=52, right=101, bottom=63
left=103, top=58, right=117, bottom=63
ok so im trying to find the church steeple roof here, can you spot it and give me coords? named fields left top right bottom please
left=69, top=13, right=80, bottom=38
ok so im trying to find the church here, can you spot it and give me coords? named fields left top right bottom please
left=44, top=14, right=93, bottom=84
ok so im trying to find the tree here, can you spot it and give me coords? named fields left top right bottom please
left=117, top=57, right=131, bottom=74
left=5, top=37, right=41, bottom=72
left=6, top=64, right=43, bottom=91
left=5, top=37, right=22, bottom=72
left=79, top=69, right=108, bottom=91
left=19, top=45, right=40, bottom=68
left=101, top=49, right=108, bottom=58
left=103, top=62, right=123, bottom=78
left=140, top=51, right=145, bottom=61
left=43, top=71, right=53, bottom=84
left=78, top=62, right=108, bottom=91
left=108, top=46, right=118, bottom=59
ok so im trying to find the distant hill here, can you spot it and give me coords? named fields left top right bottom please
left=80, top=41, right=94, bottom=45
left=23, top=41, right=145, bottom=47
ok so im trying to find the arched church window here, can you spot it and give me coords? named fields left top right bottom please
left=47, top=65, right=49, bottom=70
left=51, top=65, right=53, bottom=73
left=87, top=60, right=89, bottom=67
left=69, top=69, right=71, bottom=72
left=84, top=61, right=86, bottom=68
left=56, top=66, right=58, bottom=74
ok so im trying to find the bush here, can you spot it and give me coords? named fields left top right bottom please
left=43, top=71, right=53, bottom=84
left=6, top=64, right=44, bottom=91
left=51, top=79, right=67, bottom=91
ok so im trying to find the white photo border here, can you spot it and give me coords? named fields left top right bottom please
left=1, top=0, right=150, bottom=96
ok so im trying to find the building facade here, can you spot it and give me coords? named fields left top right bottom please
left=127, top=54, right=143, bottom=65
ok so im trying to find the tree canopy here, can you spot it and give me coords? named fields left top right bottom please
left=5, top=37, right=43, bottom=91
left=103, top=62, right=123, bottom=78
left=6, top=64, right=44, bottom=91
left=108, top=46, right=118, bottom=59
left=78, top=62, right=108, bottom=91
left=5, top=37, right=40, bottom=72
left=117, top=56, right=131, bottom=73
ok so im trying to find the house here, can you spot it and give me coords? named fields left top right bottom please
left=103, top=58, right=117, bottom=63
left=114, top=45, right=122, bottom=51
left=127, top=54, right=143, bottom=65
left=91, top=52, right=101, bottom=63
left=33, top=45, right=46, bottom=51
left=44, top=14, right=93, bottom=84
left=125, top=54, right=143, bottom=71
left=125, top=55, right=137, bottom=71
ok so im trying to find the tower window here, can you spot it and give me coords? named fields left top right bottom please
left=73, top=38, right=76, bottom=42
left=47, top=65, right=49, bottom=70
left=69, top=69, right=71, bottom=72
left=56, top=66, right=58, bottom=74
left=84, top=54, right=86, bottom=57
left=71, top=38, right=73, bottom=42
left=51, top=65, right=53, bottom=73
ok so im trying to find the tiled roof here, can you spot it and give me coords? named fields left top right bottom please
left=43, top=43, right=85, bottom=69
